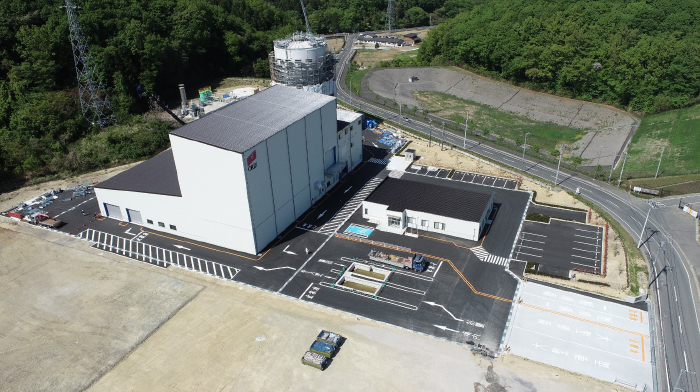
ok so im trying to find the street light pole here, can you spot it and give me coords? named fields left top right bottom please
left=608, top=153, right=617, bottom=182
left=522, top=132, right=531, bottom=168
left=655, top=145, right=665, bottom=178
left=441, top=121, right=445, bottom=150
left=428, top=119, right=433, bottom=148
left=464, top=113, right=468, bottom=148
left=638, top=200, right=658, bottom=248
left=617, top=152, right=628, bottom=187
left=554, top=144, right=565, bottom=186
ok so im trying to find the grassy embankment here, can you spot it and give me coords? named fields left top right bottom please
left=616, top=104, right=700, bottom=195
left=413, top=91, right=584, bottom=154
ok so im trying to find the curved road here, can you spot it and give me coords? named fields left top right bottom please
left=336, top=34, right=700, bottom=391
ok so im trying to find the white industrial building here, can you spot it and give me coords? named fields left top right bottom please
left=362, top=177, right=494, bottom=241
left=95, top=85, right=362, bottom=254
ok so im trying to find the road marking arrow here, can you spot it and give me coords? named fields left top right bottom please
left=318, top=210, right=327, bottom=219
left=253, top=266, right=297, bottom=272
left=433, top=325, right=459, bottom=333
left=344, top=186, right=352, bottom=194
left=283, top=245, right=297, bottom=255
left=173, top=244, right=191, bottom=250
left=125, top=228, right=135, bottom=235
left=423, top=301, right=464, bottom=321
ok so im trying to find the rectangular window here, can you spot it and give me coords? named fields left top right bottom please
left=170, top=224, right=177, bottom=230
left=388, top=216, right=401, bottom=228
left=147, top=219, right=153, bottom=224
left=407, top=217, right=415, bottom=224
left=421, top=220, right=428, bottom=227
left=158, top=222, right=165, bottom=228
left=364, top=208, right=368, bottom=214
left=338, top=132, right=342, bottom=140
left=345, top=128, right=348, bottom=134
left=434, top=222, right=445, bottom=230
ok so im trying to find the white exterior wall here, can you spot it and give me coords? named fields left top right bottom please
left=97, top=99, right=349, bottom=255
left=362, top=195, right=494, bottom=241
left=349, top=117, right=363, bottom=170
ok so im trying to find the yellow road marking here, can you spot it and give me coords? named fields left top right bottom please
left=523, top=303, right=650, bottom=339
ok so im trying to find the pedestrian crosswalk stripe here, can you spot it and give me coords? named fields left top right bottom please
left=470, top=246, right=509, bottom=266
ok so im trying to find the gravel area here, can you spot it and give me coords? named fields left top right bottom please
left=366, top=67, right=639, bottom=166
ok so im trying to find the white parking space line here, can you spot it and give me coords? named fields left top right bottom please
left=517, top=244, right=544, bottom=251
left=571, top=254, right=600, bottom=262
left=571, top=261, right=597, bottom=268
left=433, top=260, right=443, bottom=277
left=520, top=238, right=545, bottom=244
left=517, top=251, right=542, bottom=258
left=572, top=247, right=599, bottom=253
left=574, top=234, right=599, bottom=240
left=575, top=228, right=601, bottom=233
left=522, top=232, right=547, bottom=237
left=574, top=240, right=598, bottom=246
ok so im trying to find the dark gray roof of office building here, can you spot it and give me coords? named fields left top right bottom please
left=365, top=177, right=491, bottom=222
left=170, top=85, right=335, bottom=153
left=95, top=149, right=181, bottom=197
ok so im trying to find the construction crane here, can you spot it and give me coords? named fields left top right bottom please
left=60, top=0, right=116, bottom=128
left=136, top=85, right=186, bottom=125
left=300, top=0, right=312, bottom=34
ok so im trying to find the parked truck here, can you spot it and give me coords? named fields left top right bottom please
left=367, top=250, right=427, bottom=272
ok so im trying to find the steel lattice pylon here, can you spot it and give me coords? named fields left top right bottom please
left=386, top=0, right=395, bottom=32
left=61, top=0, right=115, bottom=128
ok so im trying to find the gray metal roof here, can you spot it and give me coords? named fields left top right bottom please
left=365, top=177, right=491, bottom=222
left=95, top=149, right=182, bottom=197
left=171, top=85, right=336, bottom=153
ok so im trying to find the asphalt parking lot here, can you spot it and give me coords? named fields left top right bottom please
left=505, top=282, right=652, bottom=391
left=7, top=137, right=527, bottom=352
left=405, top=165, right=519, bottom=190
left=514, top=219, right=604, bottom=276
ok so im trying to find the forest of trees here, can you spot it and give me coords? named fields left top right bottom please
left=418, top=0, right=700, bottom=114
left=0, top=0, right=441, bottom=185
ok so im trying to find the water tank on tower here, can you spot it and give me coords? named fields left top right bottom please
left=268, top=32, right=336, bottom=96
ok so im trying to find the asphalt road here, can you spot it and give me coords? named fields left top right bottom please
left=337, top=34, right=700, bottom=391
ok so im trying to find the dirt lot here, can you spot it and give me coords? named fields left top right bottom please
left=0, top=221, right=202, bottom=391
left=396, top=132, right=631, bottom=299
left=0, top=208, right=629, bottom=391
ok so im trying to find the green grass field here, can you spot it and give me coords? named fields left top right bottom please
left=346, top=64, right=369, bottom=94
left=626, top=104, right=700, bottom=174
left=413, top=91, right=584, bottom=153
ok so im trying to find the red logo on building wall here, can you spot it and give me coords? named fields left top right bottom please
left=247, top=150, right=257, bottom=165
left=247, top=150, right=257, bottom=171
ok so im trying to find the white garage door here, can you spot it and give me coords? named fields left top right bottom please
left=126, top=209, right=142, bottom=224
left=104, top=203, right=123, bottom=220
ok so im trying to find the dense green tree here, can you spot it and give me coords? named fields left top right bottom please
left=419, top=0, right=700, bottom=113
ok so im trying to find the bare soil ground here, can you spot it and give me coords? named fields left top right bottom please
left=0, top=221, right=202, bottom=392
left=397, top=132, right=630, bottom=299
left=325, top=36, right=345, bottom=53
left=0, top=186, right=630, bottom=392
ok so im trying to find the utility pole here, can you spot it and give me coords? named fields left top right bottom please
left=554, top=144, right=565, bottom=186
left=428, top=119, right=433, bottom=148
left=440, top=121, right=445, bottom=150
left=655, top=145, right=665, bottom=178
left=464, top=113, right=468, bottom=148
left=608, top=153, right=617, bottom=182
left=61, top=0, right=116, bottom=128
left=522, top=132, right=531, bottom=168
left=617, top=152, right=628, bottom=187
left=638, top=200, right=658, bottom=248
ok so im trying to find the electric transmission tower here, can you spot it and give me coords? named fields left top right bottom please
left=61, top=0, right=116, bottom=128
left=386, top=0, right=395, bottom=32
left=299, top=0, right=312, bottom=34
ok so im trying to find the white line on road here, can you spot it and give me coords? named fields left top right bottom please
left=522, top=232, right=547, bottom=237
left=433, top=260, right=443, bottom=277
left=517, top=244, right=543, bottom=251
left=299, top=283, right=314, bottom=299
left=574, top=234, right=599, bottom=240
left=571, top=254, right=600, bottom=262
left=679, top=315, right=683, bottom=334
left=520, top=238, right=545, bottom=244
left=516, top=251, right=542, bottom=258
left=423, top=301, right=463, bottom=321
left=572, top=247, right=599, bottom=253
left=674, top=286, right=678, bottom=302
left=254, top=266, right=296, bottom=272
left=173, top=244, right=191, bottom=251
